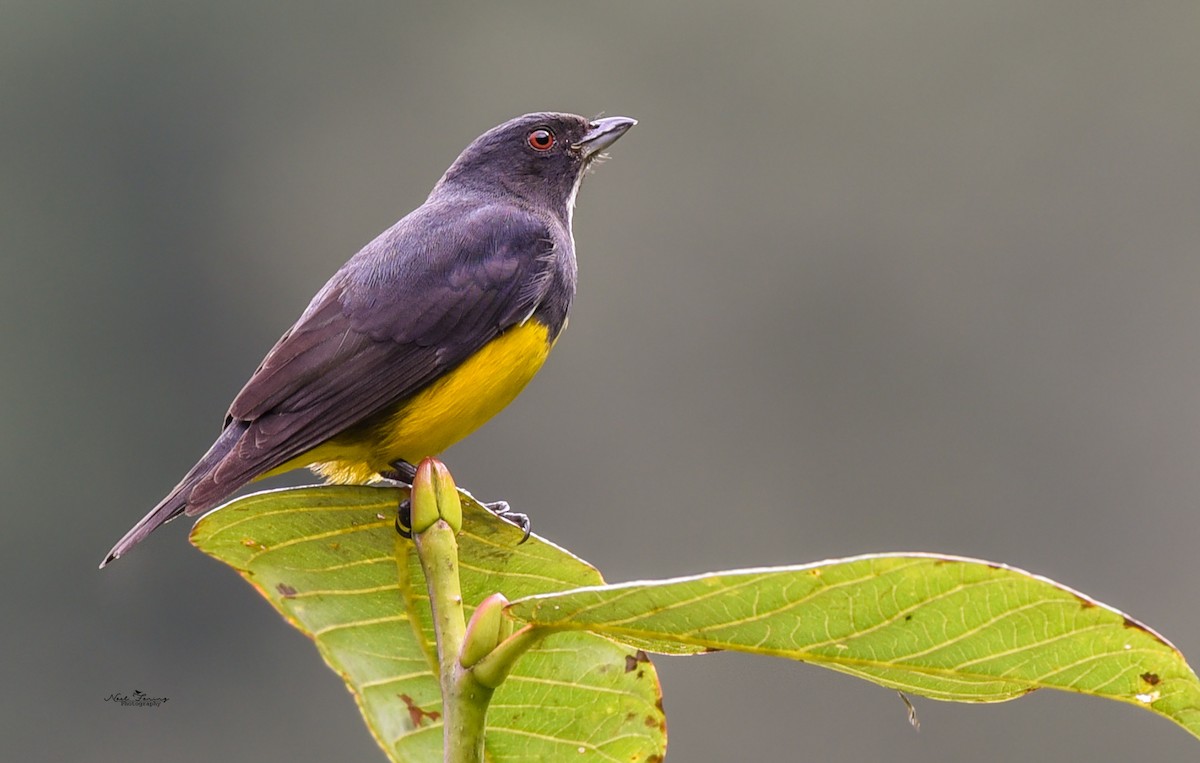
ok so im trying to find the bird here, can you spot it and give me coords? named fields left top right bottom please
left=102, top=112, right=636, bottom=567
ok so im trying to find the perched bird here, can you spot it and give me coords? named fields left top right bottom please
left=103, top=112, right=636, bottom=566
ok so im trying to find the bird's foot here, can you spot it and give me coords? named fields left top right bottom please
left=394, top=498, right=414, bottom=539
left=384, top=460, right=418, bottom=539
left=483, top=499, right=532, bottom=543
left=383, top=459, right=530, bottom=543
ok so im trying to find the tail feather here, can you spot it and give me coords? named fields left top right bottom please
left=101, top=421, right=251, bottom=567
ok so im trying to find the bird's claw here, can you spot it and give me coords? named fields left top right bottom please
left=384, top=460, right=529, bottom=543
left=395, top=498, right=413, bottom=539
left=484, top=500, right=531, bottom=543
left=384, top=460, right=418, bottom=540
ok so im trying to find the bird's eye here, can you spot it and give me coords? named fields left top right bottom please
left=527, top=128, right=555, bottom=151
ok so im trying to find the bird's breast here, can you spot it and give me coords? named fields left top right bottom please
left=305, top=319, right=556, bottom=483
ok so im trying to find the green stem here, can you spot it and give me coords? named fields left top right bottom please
left=442, top=660, right=495, bottom=762
left=413, top=515, right=492, bottom=763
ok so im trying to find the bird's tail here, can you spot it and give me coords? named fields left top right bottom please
left=101, top=421, right=250, bottom=568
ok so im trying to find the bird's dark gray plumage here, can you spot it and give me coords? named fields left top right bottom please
left=103, top=112, right=635, bottom=566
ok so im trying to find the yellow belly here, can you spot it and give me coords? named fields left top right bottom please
left=267, top=320, right=553, bottom=484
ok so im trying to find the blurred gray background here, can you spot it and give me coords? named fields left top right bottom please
left=3, top=2, right=1199, bottom=760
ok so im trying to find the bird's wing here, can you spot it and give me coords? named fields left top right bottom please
left=188, top=202, right=559, bottom=506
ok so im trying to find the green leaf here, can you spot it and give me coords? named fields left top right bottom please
left=509, top=553, right=1200, bottom=742
left=190, top=485, right=666, bottom=763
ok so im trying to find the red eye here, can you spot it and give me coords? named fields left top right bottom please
left=527, top=128, right=555, bottom=151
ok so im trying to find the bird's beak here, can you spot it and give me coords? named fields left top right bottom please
left=574, top=116, right=637, bottom=158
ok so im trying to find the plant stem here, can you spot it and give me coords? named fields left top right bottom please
left=413, top=514, right=493, bottom=763
left=406, top=459, right=548, bottom=761
left=441, top=659, right=495, bottom=762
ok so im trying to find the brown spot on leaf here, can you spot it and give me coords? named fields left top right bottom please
left=904, top=614, right=913, bottom=621
left=624, top=650, right=651, bottom=673
left=240, top=538, right=260, bottom=548
left=702, top=647, right=723, bottom=654
left=644, top=715, right=660, bottom=728
left=276, top=583, right=298, bottom=598
left=1123, top=616, right=1147, bottom=632
left=398, top=693, right=441, bottom=727
left=1141, top=672, right=1161, bottom=686
left=647, top=756, right=664, bottom=763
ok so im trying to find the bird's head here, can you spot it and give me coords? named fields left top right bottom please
left=434, top=112, right=636, bottom=220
